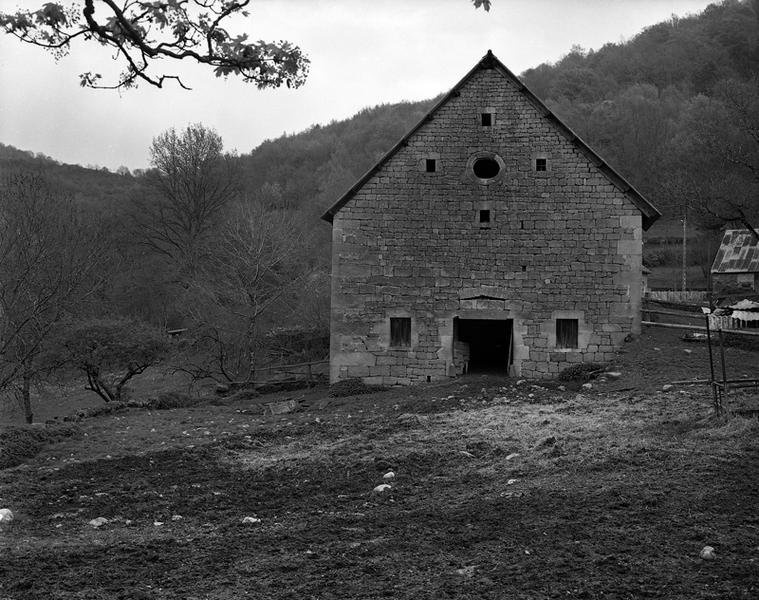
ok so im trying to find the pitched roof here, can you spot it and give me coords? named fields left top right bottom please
left=321, top=50, right=661, bottom=230
left=711, top=229, right=759, bottom=273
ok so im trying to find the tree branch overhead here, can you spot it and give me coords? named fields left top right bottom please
left=0, top=1, right=310, bottom=90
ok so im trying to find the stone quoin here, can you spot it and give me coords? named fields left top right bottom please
left=322, top=50, right=660, bottom=384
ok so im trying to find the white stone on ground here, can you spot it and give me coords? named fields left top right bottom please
left=88, top=517, right=108, bottom=528
left=372, top=484, right=392, bottom=494
left=700, top=546, right=716, bottom=560
left=383, top=471, right=395, bottom=481
left=0, top=508, right=14, bottom=524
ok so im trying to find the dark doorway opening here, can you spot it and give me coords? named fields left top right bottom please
left=456, top=318, right=513, bottom=373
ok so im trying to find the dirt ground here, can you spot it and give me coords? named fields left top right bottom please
left=0, top=326, right=758, bottom=599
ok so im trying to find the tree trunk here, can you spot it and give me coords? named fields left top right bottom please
left=22, top=372, right=32, bottom=424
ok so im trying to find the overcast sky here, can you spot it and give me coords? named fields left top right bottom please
left=0, top=0, right=717, bottom=171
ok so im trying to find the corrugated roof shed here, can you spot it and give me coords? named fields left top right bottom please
left=711, top=229, right=759, bottom=273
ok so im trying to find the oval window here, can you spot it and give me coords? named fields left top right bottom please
left=472, top=157, right=500, bottom=179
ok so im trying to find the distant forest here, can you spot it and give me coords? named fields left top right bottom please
left=5, top=1, right=756, bottom=231
left=0, top=0, right=757, bottom=386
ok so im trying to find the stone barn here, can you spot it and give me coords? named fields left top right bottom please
left=321, top=51, right=660, bottom=384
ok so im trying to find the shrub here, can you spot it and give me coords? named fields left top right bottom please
left=558, top=363, right=606, bottom=382
left=329, top=378, right=387, bottom=398
left=643, top=246, right=678, bottom=267
left=45, top=318, right=170, bottom=403
left=263, top=326, right=330, bottom=363
left=0, top=423, right=80, bottom=469
left=83, top=402, right=128, bottom=419
left=146, top=392, right=199, bottom=410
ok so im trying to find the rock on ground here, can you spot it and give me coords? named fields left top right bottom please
left=88, top=517, right=108, bottom=528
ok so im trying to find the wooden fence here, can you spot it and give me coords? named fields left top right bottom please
left=643, top=307, right=759, bottom=333
left=707, top=314, right=759, bottom=332
left=254, top=359, right=329, bottom=386
left=646, top=290, right=710, bottom=304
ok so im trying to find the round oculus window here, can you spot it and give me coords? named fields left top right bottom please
left=472, top=157, right=501, bottom=179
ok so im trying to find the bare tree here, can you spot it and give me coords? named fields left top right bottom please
left=0, top=172, right=107, bottom=422
left=181, top=203, right=310, bottom=384
left=133, top=123, right=239, bottom=280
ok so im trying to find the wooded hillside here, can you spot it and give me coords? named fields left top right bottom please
left=521, top=0, right=759, bottom=235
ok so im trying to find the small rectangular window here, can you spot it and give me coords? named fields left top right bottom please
left=390, top=317, right=411, bottom=348
left=481, top=113, right=492, bottom=126
left=425, top=159, right=436, bottom=173
left=521, top=265, right=527, bottom=272
left=535, top=158, right=547, bottom=172
left=556, top=319, right=578, bottom=349
left=479, top=209, right=490, bottom=223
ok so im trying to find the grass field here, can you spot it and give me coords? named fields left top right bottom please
left=0, top=326, right=758, bottom=599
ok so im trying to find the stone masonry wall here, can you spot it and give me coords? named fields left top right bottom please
left=328, top=66, right=643, bottom=384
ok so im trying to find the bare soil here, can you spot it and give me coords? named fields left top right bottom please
left=1, top=326, right=758, bottom=599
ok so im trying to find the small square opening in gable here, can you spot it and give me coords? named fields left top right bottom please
left=479, top=209, right=491, bottom=223
left=481, top=113, right=493, bottom=127
left=425, top=158, right=437, bottom=173
left=535, top=157, right=548, bottom=172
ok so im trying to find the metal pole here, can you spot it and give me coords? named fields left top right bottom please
left=705, top=311, right=718, bottom=409
left=682, top=210, right=687, bottom=292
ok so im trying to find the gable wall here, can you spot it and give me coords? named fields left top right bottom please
left=329, top=67, right=642, bottom=383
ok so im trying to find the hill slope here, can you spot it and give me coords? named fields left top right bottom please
left=0, top=143, right=139, bottom=211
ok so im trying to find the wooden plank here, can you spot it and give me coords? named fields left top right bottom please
left=643, top=321, right=759, bottom=337
left=642, top=308, right=704, bottom=318
left=227, top=359, right=329, bottom=388
left=672, top=378, right=759, bottom=385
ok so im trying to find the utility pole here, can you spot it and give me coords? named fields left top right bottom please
left=682, top=206, right=687, bottom=292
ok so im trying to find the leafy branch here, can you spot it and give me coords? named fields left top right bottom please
left=0, top=1, right=310, bottom=90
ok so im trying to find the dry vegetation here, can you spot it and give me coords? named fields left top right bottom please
left=0, top=327, right=757, bottom=599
